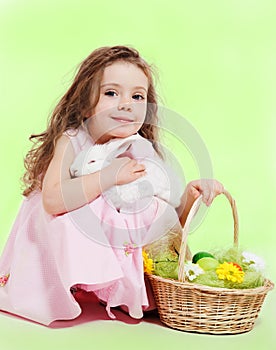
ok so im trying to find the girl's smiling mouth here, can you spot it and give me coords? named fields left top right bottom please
left=111, top=115, right=135, bottom=123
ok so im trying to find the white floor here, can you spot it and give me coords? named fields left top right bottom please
left=0, top=286, right=275, bottom=350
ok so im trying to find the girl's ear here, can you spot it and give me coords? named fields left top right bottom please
left=84, top=112, right=93, bottom=118
left=83, top=106, right=94, bottom=118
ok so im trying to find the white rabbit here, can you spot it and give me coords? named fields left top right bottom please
left=70, top=134, right=139, bottom=177
left=70, top=134, right=181, bottom=211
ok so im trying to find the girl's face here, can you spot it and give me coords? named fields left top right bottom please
left=87, top=61, right=148, bottom=143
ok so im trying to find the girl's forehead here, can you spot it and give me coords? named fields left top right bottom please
left=101, top=61, right=148, bottom=89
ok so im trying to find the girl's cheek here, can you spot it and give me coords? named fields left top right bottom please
left=95, top=100, right=116, bottom=115
left=134, top=103, right=147, bottom=120
left=103, top=96, right=118, bottom=108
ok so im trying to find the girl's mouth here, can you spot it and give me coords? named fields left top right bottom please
left=111, top=116, right=134, bottom=123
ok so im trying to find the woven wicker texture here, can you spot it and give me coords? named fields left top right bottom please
left=147, top=190, right=274, bottom=334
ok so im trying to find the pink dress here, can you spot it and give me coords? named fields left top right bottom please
left=0, top=126, right=182, bottom=325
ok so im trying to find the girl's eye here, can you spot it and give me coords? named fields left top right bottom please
left=104, top=90, right=117, bottom=97
left=132, top=94, right=145, bottom=101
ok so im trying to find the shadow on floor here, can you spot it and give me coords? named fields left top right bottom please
left=49, top=290, right=164, bottom=329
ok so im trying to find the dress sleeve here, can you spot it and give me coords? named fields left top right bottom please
left=63, top=127, right=93, bottom=156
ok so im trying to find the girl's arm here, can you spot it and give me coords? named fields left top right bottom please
left=42, top=135, right=146, bottom=215
left=177, top=179, right=224, bottom=227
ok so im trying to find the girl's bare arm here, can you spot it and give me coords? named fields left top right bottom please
left=42, top=135, right=145, bottom=215
left=177, top=179, right=224, bottom=227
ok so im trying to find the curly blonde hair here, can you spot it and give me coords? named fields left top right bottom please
left=22, top=45, right=161, bottom=197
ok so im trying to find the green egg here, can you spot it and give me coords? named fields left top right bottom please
left=197, top=257, right=219, bottom=271
left=192, top=251, right=215, bottom=264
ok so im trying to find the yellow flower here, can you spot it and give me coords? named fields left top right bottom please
left=142, top=250, right=153, bottom=274
left=216, top=262, right=244, bottom=283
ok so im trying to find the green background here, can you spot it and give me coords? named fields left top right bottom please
left=0, top=0, right=275, bottom=349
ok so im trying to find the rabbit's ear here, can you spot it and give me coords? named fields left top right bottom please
left=117, top=142, right=132, bottom=153
left=107, top=137, right=138, bottom=158
left=110, top=142, right=133, bottom=158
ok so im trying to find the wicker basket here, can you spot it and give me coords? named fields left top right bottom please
left=147, top=190, right=274, bottom=334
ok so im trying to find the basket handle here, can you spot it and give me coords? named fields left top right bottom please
left=178, top=190, right=239, bottom=282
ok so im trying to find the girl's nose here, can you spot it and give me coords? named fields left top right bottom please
left=118, top=97, right=132, bottom=112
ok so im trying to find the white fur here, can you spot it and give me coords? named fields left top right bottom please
left=70, top=134, right=181, bottom=210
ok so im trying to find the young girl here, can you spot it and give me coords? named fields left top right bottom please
left=0, top=45, right=224, bottom=325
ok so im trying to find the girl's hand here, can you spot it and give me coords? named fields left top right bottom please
left=187, top=179, right=224, bottom=207
left=104, top=157, right=146, bottom=186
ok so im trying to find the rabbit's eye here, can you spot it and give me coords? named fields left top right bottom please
left=88, top=160, right=96, bottom=164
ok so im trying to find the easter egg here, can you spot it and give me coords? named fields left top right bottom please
left=197, top=257, right=219, bottom=271
left=192, top=251, right=215, bottom=264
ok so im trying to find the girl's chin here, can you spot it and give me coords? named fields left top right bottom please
left=96, top=130, right=138, bottom=144
left=109, top=126, right=140, bottom=139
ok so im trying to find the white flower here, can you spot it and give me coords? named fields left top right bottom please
left=184, top=261, right=204, bottom=281
left=242, top=251, right=265, bottom=272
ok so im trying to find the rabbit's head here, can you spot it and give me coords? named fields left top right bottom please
left=84, top=144, right=111, bottom=172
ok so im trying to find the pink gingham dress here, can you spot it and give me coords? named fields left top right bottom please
left=0, top=125, right=182, bottom=325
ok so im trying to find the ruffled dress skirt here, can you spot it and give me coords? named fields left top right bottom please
left=0, top=128, right=182, bottom=325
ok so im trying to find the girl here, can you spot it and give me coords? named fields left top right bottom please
left=0, top=45, right=224, bottom=325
